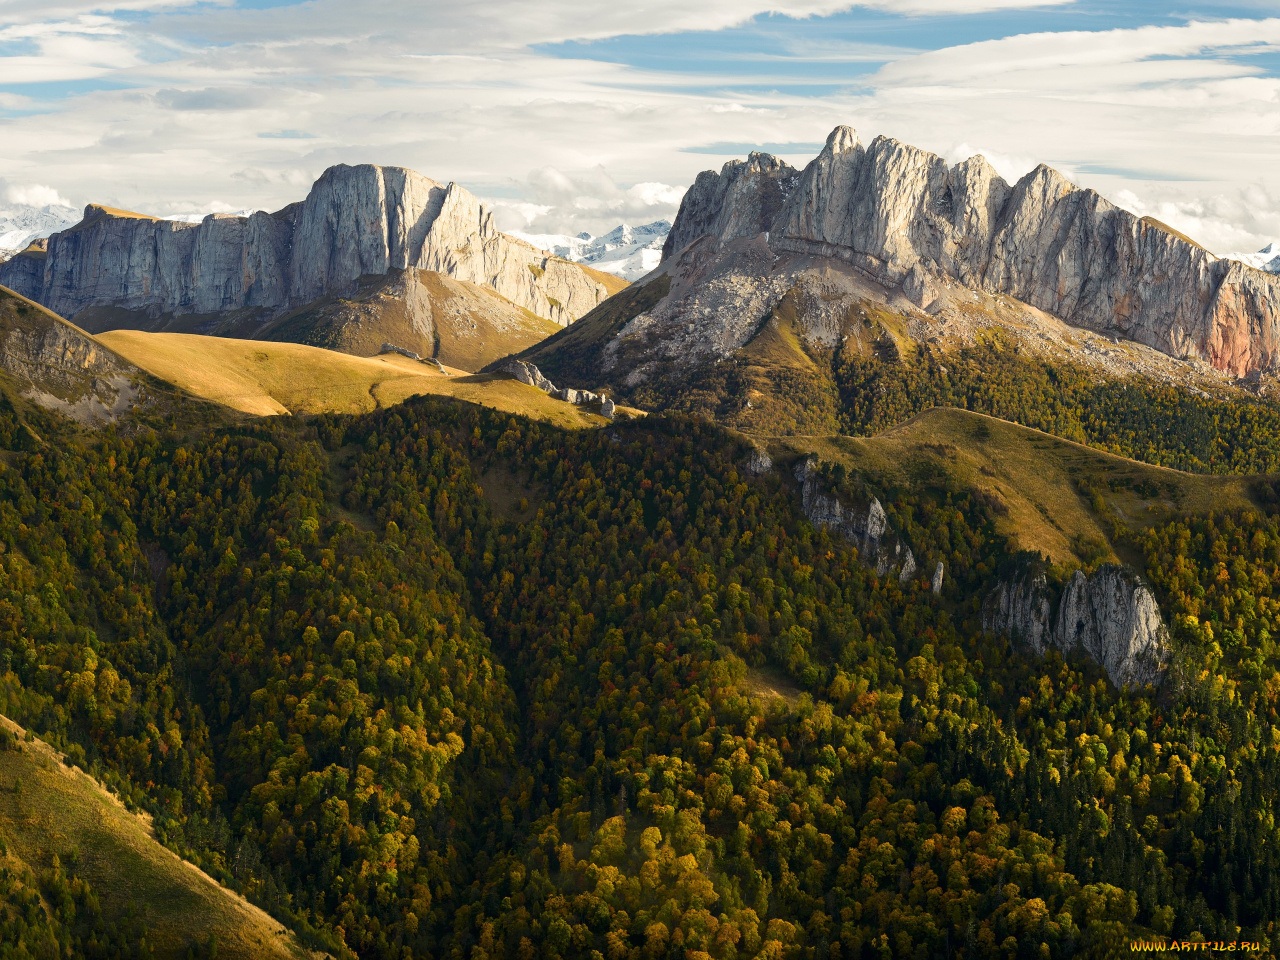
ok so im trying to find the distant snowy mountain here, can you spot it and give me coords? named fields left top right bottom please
left=0, top=204, right=80, bottom=261
left=512, top=220, right=670, bottom=283
left=1226, top=243, right=1280, bottom=274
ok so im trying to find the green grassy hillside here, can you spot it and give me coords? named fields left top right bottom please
left=0, top=715, right=315, bottom=959
left=770, top=406, right=1263, bottom=565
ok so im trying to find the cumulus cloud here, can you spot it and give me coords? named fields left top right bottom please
left=489, top=166, right=685, bottom=236
left=1, top=180, right=73, bottom=208
left=0, top=2, right=1278, bottom=248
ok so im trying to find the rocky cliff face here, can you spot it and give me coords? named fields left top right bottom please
left=983, top=562, right=1169, bottom=687
left=793, top=456, right=916, bottom=581
left=0, top=241, right=46, bottom=299
left=0, top=287, right=143, bottom=423
left=659, top=126, right=1280, bottom=377
left=0, top=165, right=618, bottom=342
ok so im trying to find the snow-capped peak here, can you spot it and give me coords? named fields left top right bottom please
left=1226, top=242, right=1280, bottom=274
left=511, top=219, right=671, bottom=283
left=0, top=203, right=80, bottom=261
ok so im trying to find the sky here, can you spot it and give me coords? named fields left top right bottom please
left=1, top=0, right=1279, bottom=252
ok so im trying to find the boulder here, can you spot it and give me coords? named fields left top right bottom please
left=499, top=358, right=556, bottom=393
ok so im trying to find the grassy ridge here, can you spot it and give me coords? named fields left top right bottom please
left=0, top=716, right=312, bottom=959
left=98, top=331, right=610, bottom=427
left=773, top=406, right=1262, bottom=565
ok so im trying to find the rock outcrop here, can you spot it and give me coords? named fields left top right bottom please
left=0, top=287, right=143, bottom=423
left=983, top=562, right=1170, bottom=687
left=501, top=358, right=558, bottom=393
left=658, top=126, right=1280, bottom=377
left=498, top=358, right=616, bottom=417
left=380, top=343, right=424, bottom=361
left=0, top=165, right=618, bottom=338
left=743, top=446, right=773, bottom=476
left=793, top=456, right=916, bottom=581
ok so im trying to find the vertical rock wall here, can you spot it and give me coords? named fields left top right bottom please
left=662, top=125, right=1280, bottom=376
left=0, top=165, right=616, bottom=331
left=983, top=562, right=1170, bottom=687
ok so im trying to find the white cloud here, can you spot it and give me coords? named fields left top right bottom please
left=0, top=2, right=1276, bottom=249
left=2, top=181, right=73, bottom=208
left=874, top=18, right=1280, bottom=87
left=164, top=0, right=1068, bottom=52
left=489, top=167, right=685, bottom=236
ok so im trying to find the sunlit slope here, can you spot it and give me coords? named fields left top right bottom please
left=0, top=715, right=315, bottom=960
left=771, top=406, right=1262, bottom=565
left=98, top=330, right=608, bottom=427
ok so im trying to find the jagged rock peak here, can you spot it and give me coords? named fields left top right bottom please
left=983, top=561, right=1170, bottom=688
left=824, top=125, right=860, bottom=156
left=661, top=152, right=799, bottom=260
left=661, top=124, right=1280, bottom=376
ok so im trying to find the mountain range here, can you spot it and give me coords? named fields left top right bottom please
left=0, top=165, right=625, bottom=371
left=6, top=123, right=1280, bottom=956
left=0, top=203, right=80, bottom=261
left=510, top=126, right=1280, bottom=433
left=1228, top=241, right=1280, bottom=275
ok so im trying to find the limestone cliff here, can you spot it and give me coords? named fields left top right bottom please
left=657, top=126, right=1280, bottom=377
left=793, top=456, right=916, bottom=582
left=983, top=562, right=1170, bottom=687
left=0, top=165, right=621, bottom=363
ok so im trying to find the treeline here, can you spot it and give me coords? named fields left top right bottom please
left=0, top=388, right=1278, bottom=956
left=836, top=339, right=1280, bottom=474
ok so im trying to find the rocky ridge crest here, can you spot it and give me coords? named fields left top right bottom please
left=0, top=165, right=617, bottom=339
left=637, top=126, right=1280, bottom=378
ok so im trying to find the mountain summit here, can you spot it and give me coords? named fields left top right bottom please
left=669, top=126, right=1279, bottom=376
left=0, top=164, right=626, bottom=370
left=514, top=125, right=1280, bottom=414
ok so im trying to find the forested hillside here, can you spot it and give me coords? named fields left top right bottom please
left=0, top=378, right=1277, bottom=957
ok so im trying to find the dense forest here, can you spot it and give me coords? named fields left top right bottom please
left=0, top=377, right=1278, bottom=958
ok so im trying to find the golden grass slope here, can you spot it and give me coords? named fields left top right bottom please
left=0, top=715, right=315, bottom=960
left=98, top=330, right=613, bottom=427
left=769, top=407, right=1261, bottom=566
left=259, top=269, right=564, bottom=373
